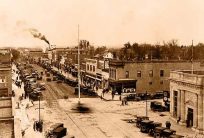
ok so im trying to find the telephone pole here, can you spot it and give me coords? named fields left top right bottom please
left=78, top=24, right=81, bottom=104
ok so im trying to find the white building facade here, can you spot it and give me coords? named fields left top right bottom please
left=170, top=70, right=204, bottom=133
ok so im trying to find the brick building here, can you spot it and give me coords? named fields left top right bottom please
left=170, top=70, right=204, bottom=133
left=109, top=60, right=203, bottom=93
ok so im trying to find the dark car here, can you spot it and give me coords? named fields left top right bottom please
left=162, top=129, right=176, bottom=138
left=148, top=122, right=162, bottom=136
left=136, top=116, right=149, bottom=128
left=125, top=93, right=141, bottom=101
left=46, top=123, right=66, bottom=138
left=154, top=127, right=166, bottom=138
left=137, top=93, right=152, bottom=100
left=52, top=127, right=67, bottom=138
left=140, top=120, right=154, bottom=133
left=152, top=92, right=164, bottom=99
left=150, top=101, right=167, bottom=112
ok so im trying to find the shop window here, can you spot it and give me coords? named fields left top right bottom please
left=160, top=70, right=164, bottom=77
left=137, top=71, right=141, bottom=77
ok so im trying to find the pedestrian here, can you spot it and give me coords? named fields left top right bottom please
left=165, top=121, right=171, bottom=129
left=177, top=116, right=181, bottom=124
left=112, top=90, right=115, bottom=100
left=33, top=121, right=36, bottom=131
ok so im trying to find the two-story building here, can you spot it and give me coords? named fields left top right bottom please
left=170, top=70, right=204, bottom=133
left=109, top=60, right=203, bottom=94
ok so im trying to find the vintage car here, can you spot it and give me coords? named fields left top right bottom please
left=162, top=129, right=176, bottom=138
left=46, top=123, right=67, bottom=138
left=123, top=93, right=141, bottom=101
left=150, top=101, right=167, bottom=112
left=154, top=127, right=166, bottom=138
left=140, top=120, right=154, bottom=133
left=52, top=127, right=67, bottom=138
left=136, top=116, right=149, bottom=128
left=148, top=122, right=162, bottom=136
left=152, top=92, right=164, bottom=99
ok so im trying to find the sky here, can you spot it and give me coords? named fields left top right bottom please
left=0, top=0, right=204, bottom=49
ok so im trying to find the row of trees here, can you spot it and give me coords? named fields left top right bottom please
left=115, top=40, right=204, bottom=61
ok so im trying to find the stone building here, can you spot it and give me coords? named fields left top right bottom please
left=109, top=60, right=203, bottom=93
left=170, top=70, right=204, bottom=133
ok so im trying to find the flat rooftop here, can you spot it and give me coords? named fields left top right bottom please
left=180, top=70, right=204, bottom=75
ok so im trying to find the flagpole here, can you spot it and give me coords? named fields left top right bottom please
left=78, top=24, right=81, bottom=104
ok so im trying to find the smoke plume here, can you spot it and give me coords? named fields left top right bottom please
left=28, top=28, right=50, bottom=45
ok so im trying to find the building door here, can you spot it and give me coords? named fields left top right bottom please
left=187, top=108, right=193, bottom=127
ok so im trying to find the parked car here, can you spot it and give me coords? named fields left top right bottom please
left=46, top=123, right=67, bottom=138
left=154, top=127, right=166, bottom=138
left=162, top=129, right=176, bottom=138
left=136, top=116, right=149, bottom=128
left=140, top=120, right=154, bottom=133
left=150, top=101, right=167, bottom=112
left=125, top=93, right=141, bottom=101
left=148, top=122, right=162, bottom=136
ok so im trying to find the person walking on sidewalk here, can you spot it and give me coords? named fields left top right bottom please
left=112, top=90, right=115, bottom=100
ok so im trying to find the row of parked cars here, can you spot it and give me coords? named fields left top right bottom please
left=39, top=62, right=98, bottom=97
left=123, top=91, right=169, bottom=101
left=134, top=116, right=184, bottom=138
left=16, top=63, right=46, bottom=101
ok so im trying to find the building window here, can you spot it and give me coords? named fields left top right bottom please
left=137, top=71, right=141, bottom=77
left=125, top=71, right=129, bottom=78
left=160, top=70, right=164, bottom=77
left=149, top=82, right=152, bottom=85
left=87, top=64, right=89, bottom=71
left=160, top=80, right=163, bottom=84
left=93, top=66, right=95, bottom=72
left=149, top=70, right=153, bottom=77
left=90, top=65, right=92, bottom=71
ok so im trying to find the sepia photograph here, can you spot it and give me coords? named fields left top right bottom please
left=0, top=0, right=204, bottom=138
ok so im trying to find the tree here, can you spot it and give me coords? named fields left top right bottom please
left=11, top=49, right=20, bottom=62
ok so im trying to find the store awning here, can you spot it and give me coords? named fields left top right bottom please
left=86, top=74, right=101, bottom=81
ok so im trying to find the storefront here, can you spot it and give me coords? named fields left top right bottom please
left=109, top=79, right=137, bottom=94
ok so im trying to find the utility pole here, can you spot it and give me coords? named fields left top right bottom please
left=146, top=91, right=148, bottom=117
left=78, top=24, right=81, bottom=104
left=35, top=96, right=44, bottom=122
